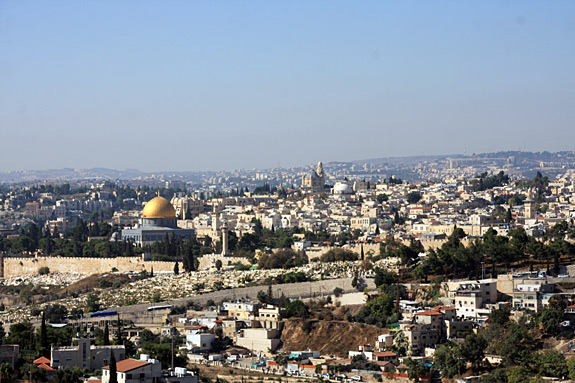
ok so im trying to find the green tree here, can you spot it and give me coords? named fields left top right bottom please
left=406, top=191, right=422, bottom=204
left=351, top=272, right=358, bottom=288
left=536, top=306, right=564, bottom=334
left=257, top=290, right=268, bottom=304
left=376, top=194, right=389, bottom=203
left=86, top=294, right=101, bottom=313
left=54, top=367, right=84, bottom=383
left=259, top=248, right=306, bottom=269
left=405, top=358, right=429, bottom=383
left=461, top=333, right=488, bottom=371
left=139, top=342, right=187, bottom=368
left=285, top=300, right=308, bottom=318
left=104, top=322, right=110, bottom=346
left=215, top=259, right=222, bottom=271
left=374, top=268, right=398, bottom=287
left=494, top=320, right=536, bottom=365
left=39, top=312, right=49, bottom=357
left=44, top=304, right=68, bottom=323
left=19, top=363, right=46, bottom=383
left=6, top=321, right=35, bottom=351
left=568, top=357, right=575, bottom=380
left=173, top=261, right=179, bottom=275
left=109, top=349, right=118, bottom=383
left=393, top=331, right=409, bottom=356
left=489, top=306, right=511, bottom=327
left=433, top=342, right=465, bottom=378
left=481, top=368, right=508, bottom=383
left=506, top=366, right=530, bottom=383
left=532, top=349, right=568, bottom=378
left=411, top=264, right=428, bottom=282
left=320, top=248, right=358, bottom=262
left=0, top=363, right=13, bottom=383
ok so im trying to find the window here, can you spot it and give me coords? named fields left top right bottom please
left=127, top=374, right=132, bottom=379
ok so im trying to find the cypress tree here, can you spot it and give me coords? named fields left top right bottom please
left=174, top=261, right=179, bottom=275
left=103, top=323, right=110, bottom=346
left=109, top=350, right=118, bottom=383
left=116, top=320, right=123, bottom=346
left=40, top=312, right=48, bottom=357
left=267, top=284, right=273, bottom=304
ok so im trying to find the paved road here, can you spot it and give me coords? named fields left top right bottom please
left=110, top=276, right=375, bottom=314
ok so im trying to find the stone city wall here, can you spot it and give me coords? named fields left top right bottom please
left=303, top=242, right=382, bottom=259
left=416, top=238, right=472, bottom=250
left=0, top=255, right=175, bottom=277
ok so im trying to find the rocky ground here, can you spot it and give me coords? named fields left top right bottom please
left=0, top=258, right=399, bottom=324
left=280, top=317, right=387, bottom=357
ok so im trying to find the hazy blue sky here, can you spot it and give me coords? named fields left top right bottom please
left=1, top=1, right=574, bottom=172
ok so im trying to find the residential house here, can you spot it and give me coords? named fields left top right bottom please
left=102, top=357, right=162, bottom=383
left=513, top=281, right=556, bottom=313
left=452, top=281, right=498, bottom=319
left=51, top=338, right=125, bottom=371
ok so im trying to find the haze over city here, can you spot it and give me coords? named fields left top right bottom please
left=1, top=1, right=574, bottom=172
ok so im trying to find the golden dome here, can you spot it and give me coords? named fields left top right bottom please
left=142, top=195, right=176, bottom=219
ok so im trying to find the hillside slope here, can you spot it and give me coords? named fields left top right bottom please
left=280, top=318, right=387, bottom=356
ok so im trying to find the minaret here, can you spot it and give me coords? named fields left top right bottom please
left=212, top=206, right=220, bottom=232
left=525, top=199, right=536, bottom=219
left=525, top=188, right=536, bottom=219
left=221, top=228, right=229, bottom=256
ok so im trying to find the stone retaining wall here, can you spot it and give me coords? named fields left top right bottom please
left=0, top=255, right=174, bottom=277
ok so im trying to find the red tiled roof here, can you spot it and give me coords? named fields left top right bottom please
left=37, top=363, right=54, bottom=371
left=103, top=359, right=149, bottom=372
left=34, top=356, right=51, bottom=364
left=185, top=325, right=207, bottom=330
left=374, top=351, right=396, bottom=357
left=434, top=305, right=456, bottom=311
left=304, top=365, right=316, bottom=369
left=416, top=309, right=443, bottom=316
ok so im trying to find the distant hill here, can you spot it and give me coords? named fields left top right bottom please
left=352, top=154, right=450, bottom=166
left=0, top=168, right=148, bottom=183
left=2, top=150, right=575, bottom=183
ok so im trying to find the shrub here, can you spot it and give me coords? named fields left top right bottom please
left=38, top=267, right=50, bottom=275
left=302, top=320, right=313, bottom=334
left=259, top=249, right=307, bottom=270
left=320, top=248, right=357, bottom=263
